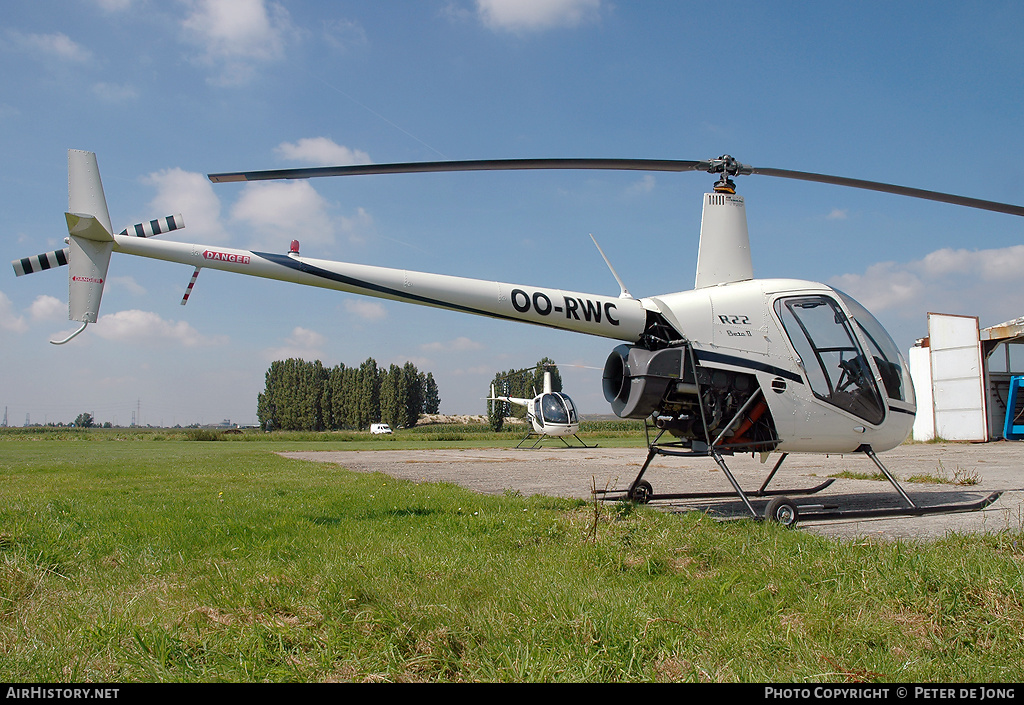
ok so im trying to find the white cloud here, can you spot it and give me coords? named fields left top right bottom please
left=626, top=174, right=656, bottom=196
left=231, top=180, right=335, bottom=251
left=450, top=364, right=493, bottom=376
left=338, top=207, right=375, bottom=246
left=828, top=244, right=1024, bottom=336
left=829, top=262, right=924, bottom=314
left=143, top=168, right=229, bottom=244
left=107, top=276, right=148, bottom=296
left=275, top=137, right=370, bottom=166
left=476, top=0, right=603, bottom=32
left=263, top=326, right=326, bottom=361
left=94, top=0, right=135, bottom=11
left=397, top=355, right=434, bottom=370
left=321, top=18, right=368, bottom=51
left=0, top=291, right=28, bottom=333
left=28, top=295, right=66, bottom=322
left=288, top=326, right=325, bottom=348
left=826, top=208, right=848, bottom=220
left=920, top=245, right=1024, bottom=280
left=92, top=309, right=225, bottom=346
left=5, top=30, right=92, bottom=62
left=92, top=82, right=138, bottom=103
left=181, top=0, right=296, bottom=84
left=344, top=299, right=387, bottom=321
left=421, top=336, right=484, bottom=352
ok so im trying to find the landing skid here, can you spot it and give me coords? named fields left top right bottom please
left=595, top=442, right=1002, bottom=527
left=593, top=444, right=833, bottom=507
left=515, top=432, right=596, bottom=449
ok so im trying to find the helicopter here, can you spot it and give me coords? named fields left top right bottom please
left=14, top=150, right=1023, bottom=525
left=488, top=364, right=593, bottom=449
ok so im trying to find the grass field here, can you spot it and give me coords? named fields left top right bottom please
left=2, top=426, right=1023, bottom=682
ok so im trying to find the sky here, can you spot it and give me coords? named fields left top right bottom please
left=2, top=0, right=1023, bottom=426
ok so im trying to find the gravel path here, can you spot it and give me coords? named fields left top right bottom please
left=280, top=442, right=1024, bottom=540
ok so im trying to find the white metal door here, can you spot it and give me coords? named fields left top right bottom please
left=928, top=313, right=987, bottom=442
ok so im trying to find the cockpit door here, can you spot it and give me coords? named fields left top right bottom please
left=775, top=295, right=886, bottom=425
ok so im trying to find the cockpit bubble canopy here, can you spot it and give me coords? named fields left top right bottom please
left=833, top=289, right=915, bottom=406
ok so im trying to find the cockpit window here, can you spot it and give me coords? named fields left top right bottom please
left=540, top=393, right=578, bottom=426
left=562, top=395, right=578, bottom=423
left=833, top=290, right=914, bottom=405
left=775, top=295, right=886, bottom=425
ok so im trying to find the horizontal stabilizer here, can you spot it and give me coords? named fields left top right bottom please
left=13, top=248, right=70, bottom=276
left=65, top=212, right=113, bottom=242
left=118, top=214, right=184, bottom=238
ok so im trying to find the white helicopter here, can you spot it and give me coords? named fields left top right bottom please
left=15, top=150, right=1023, bottom=524
left=488, top=365, right=593, bottom=449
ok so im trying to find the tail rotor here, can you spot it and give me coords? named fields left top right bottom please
left=10, top=150, right=184, bottom=343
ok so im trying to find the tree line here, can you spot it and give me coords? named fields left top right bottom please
left=487, top=357, right=562, bottom=431
left=257, top=358, right=440, bottom=432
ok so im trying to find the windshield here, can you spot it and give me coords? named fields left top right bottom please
left=540, top=393, right=577, bottom=425
left=834, top=289, right=915, bottom=405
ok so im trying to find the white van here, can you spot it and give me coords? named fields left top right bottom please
left=370, top=423, right=393, bottom=435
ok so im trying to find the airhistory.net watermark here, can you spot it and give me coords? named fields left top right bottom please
left=5, top=688, right=119, bottom=700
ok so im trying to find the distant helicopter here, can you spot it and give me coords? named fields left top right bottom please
left=15, top=150, right=1022, bottom=525
left=489, top=365, right=593, bottom=449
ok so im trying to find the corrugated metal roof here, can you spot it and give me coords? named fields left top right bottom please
left=981, top=316, right=1024, bottom=342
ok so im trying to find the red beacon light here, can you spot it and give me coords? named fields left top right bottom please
left=289, top=240, right=300, bottom=255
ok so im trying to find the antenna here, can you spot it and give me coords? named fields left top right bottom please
left=589, top=234, right=633, bottom=299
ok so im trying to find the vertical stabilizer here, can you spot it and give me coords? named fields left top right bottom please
left=68, top=149, right=113, bottom=233
left=694, top=192, right=753, bottom=289
left=65, top=150, right=114, bottom=325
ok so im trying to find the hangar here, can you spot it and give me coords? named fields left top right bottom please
left=909, top=314, right=1024, bottom=442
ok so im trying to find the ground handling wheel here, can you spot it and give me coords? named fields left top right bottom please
left=629, top=480, right=653, bottom=504
left=764, top=496, right=800, bottom=526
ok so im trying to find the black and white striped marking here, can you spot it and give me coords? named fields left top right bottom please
left=12, top=248, right=69, bottom=276
left=118, top=214, right=184, bottom=238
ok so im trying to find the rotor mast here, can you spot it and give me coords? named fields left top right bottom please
left=694, top=155, right=754, bottom=289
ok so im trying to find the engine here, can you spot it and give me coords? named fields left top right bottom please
left=603, top=345, right=685, bottom=418
left=603, top=343, right=777, bottom=449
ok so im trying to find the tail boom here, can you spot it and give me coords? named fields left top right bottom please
left=111, top=235, right=649, bottom=342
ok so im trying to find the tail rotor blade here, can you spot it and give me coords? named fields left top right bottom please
left=118, top=214, right=185, bottom=238
left=13, top=248, right=69, bottom=276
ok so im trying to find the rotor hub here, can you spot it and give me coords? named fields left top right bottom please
left=705, top=155, right=751, bottom=194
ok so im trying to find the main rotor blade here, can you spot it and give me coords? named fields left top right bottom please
left=208, top=158, right=708, bottom=183
left=208, top=155, right=1024, bottom=217
left=750, top=166, right=1024, bottom=217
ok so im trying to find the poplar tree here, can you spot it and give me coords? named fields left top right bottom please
left=423, top=372, right=441, bottom=414
left=258, top=356, right=437, bottom=431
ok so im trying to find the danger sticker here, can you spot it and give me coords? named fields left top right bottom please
left=203, top=250, right=250, bottom=264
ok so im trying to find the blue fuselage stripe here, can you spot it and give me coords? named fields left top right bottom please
left=693, top=349, right=804, bottom=384
left=253, top=251, right=542, bottom=327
